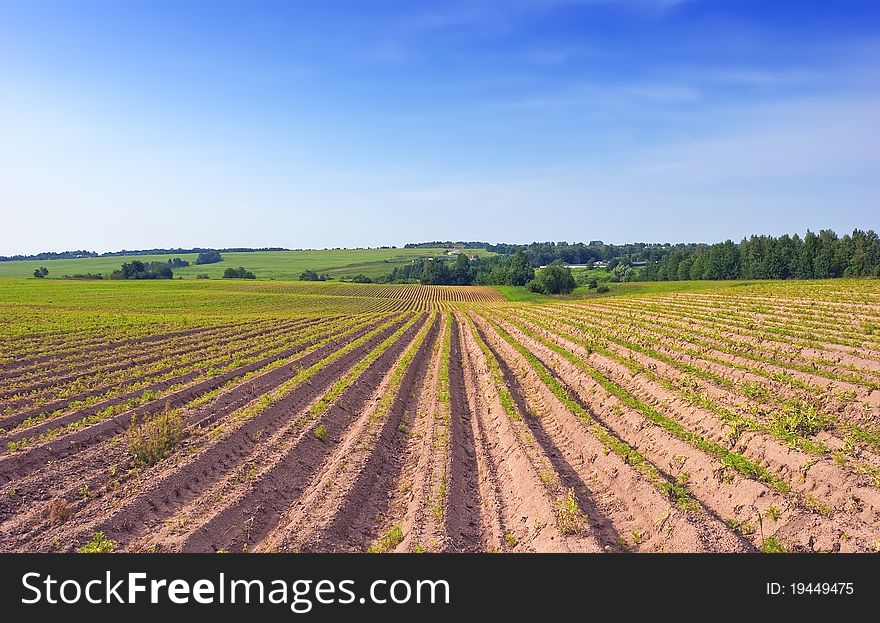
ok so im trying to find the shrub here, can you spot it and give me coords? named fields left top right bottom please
left=33, top=267, right=48, bottom=278
left=196, top=273, right=210, bottom=279
left=125, top=406, right=185, bottom=466
left=596, top=285, right=610, bottom=293
left=772, top=400, right=827, bottom=437
left=533, top=260, right=576, bottom=294
left=351, top=274, right=373, bottom=283
left=525, top=279, right=545, bottom=293
left=78, top=532, right=115, bottom=553
left=48, top=498, right=73, bottom=523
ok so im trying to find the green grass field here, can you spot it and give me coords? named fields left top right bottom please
left=0, top=248, right=494, bottom=281
left=570, top=267, right=613, bottom=283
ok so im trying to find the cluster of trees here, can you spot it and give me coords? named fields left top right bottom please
left=195, top=250, right=222, bottom=265
left=641, top=229, right=880, bottom=281
left=110, top=260, right=174, bottom=280
left=383, top=253, right=484, bottom=285
left=382, top=251, right=531, bottom=286
left=33, top=267, right=49, bottom=278
left=299, top=270, right=330, bottom=281
left=381, top=250, right=573, bottom=292
left=473, top=252, right=535, bottom=286
left=223, top=266, right=256, bottom=279
left=168, top=257, right=189, bottom=268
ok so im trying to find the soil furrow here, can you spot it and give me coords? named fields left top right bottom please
left=0, top=316, right=343, bottom=441
left=459, top=314, right=586, bottom=552
left=386, top=314, right=448, bottom=553
left=0, top=318, right=385, bottom=533
left=194, top=316, right=429, bottom=553
left=85, top=316, right=416, bottom=551
left=471, top=313, right=749, bottom=552
left=487, top=312, right=879, bottom=552
left=0, top=316, right=387, bottom=486
left=443, top=316, right=484, bottom=552
left=306, top=316, right=440, bottom=551
left=260, top=316, right=430, bottom=551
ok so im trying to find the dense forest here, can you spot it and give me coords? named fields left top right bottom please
left=393, top=229, right=880, bottom=286
left=640, top=230, right=880, bottom=281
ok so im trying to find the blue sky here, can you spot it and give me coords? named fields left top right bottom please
left=1, top=0, right=878, bottom=253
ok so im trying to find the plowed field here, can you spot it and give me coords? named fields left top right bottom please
left=2, top=278, right=879, bottom=552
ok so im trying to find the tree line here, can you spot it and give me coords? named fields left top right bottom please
left=640, top=229, right=880, bottom=281
left=2, top=247, right=285, bottom=262
left=403, top=229, right=880, bottom=282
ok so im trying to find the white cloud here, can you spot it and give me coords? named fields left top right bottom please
left=492, top=81, right=702, bottom=111
left=705, top=68, right=825, bottom=86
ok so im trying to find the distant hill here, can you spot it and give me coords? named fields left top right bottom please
left=0, top=247, right=288, bottom=262
left=0, top=247, right=495, bottom=281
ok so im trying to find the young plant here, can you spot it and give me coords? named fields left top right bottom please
left=314, top=424, right=328, bottom=441
left=78, top=532, right=114, bottom=553
left=368, top=526, right=404, bottom=553
left=556, top=488, right=587, bottom=535
left=760, top=536, right=785, bottom=553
